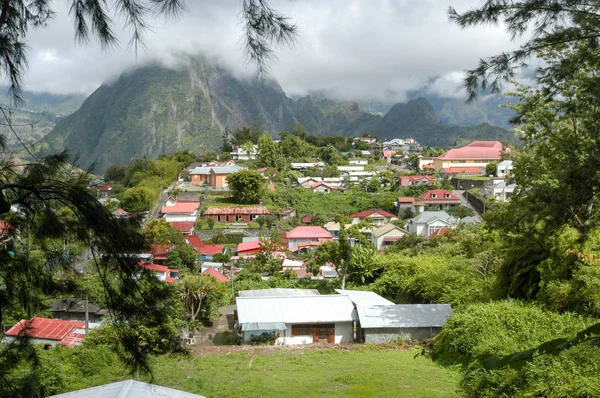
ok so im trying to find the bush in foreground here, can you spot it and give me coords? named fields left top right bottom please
left=433, top=300, right=600, bottom=397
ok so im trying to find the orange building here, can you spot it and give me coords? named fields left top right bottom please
left=189, top=164, right=244, bottom=187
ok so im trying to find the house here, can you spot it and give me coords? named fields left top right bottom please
left=148, top=244, right=173, bottom=265
left=301, top=215, right=313, bottom=225
left=335, top=289, right=395, bottom=306
left=357, top=304, right=452, bottom=342
left=418, top=156, right=435, bottom=171
left=484, top=181, right=517, bottom=202
left=354, top=135, right=378, bottom=145
left=433, top=141, right=506, bottom=173
left=236, top=294, right=357, bottom=345
left=140, top=263, right=179, bottom=283
left=170, top=221, right=195, bottom=235
left=186, top=236, right=224, bottom=260
left=337, top=166, right=365, bottom=173
left=209, top=165, right=244, bottom=188
left=47, top=298, right=107, bottom=323
left=406, top=211, right=459, bottom=237
left=189, top=164, right=244, bottom=187
left=97, top=184, right=112, bottom=198
left=49, top=380, right=206, bottom=398
left=279, top=209, right=297, bottom=221
left=298, top=177, right=323, bottom=188
left=291, top=162, right=323, bottom=170
left=204, top=206, right=270, bottom=222
left=201, top=261, right=224, bottom=273
left=439, top=167, right=484, bottom=176
left=399, top=175, right=435, bottom=187
left=287, top=226, right=333, bottom=250
left=4, top=317, right=87, bottom=348
left=282, top=259, right=304, bottom=270
left=236, top=240, right=262, bottom=256
left=395, top=197, right=425, bottom=216
left=311, top=182, right=340, bottom=194
left=230, top=144, right=258, bottom=160
left=161, top=201, right=200, bottom=222
left=418, top=190, right=462, bottom=210
left=371, top=224, right=408, bottom=250
left=202, top=266, right=229, bottom=282
left=112, top=208, right=130, bottom=218
left=382, top=138, right=406, bottom=152
left=496, top=160, right=514, bottom=178
left=350, top=209, right=398, bottom=226
left=349, top=158, right=368, bottom=165
left=323, top=222, right=371, bottom=245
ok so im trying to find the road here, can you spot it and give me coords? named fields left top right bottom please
left=453, top=190, right=482, bottom=219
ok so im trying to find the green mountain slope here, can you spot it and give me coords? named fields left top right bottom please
left=0, top=88, right=85, bottom=149
left=41, top=54, right=515, bottom=172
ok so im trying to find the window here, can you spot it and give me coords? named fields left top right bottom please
left=431, top=194, right=437, bottom=198
left=428, top=226, right=442, bottom=235
left=444, top=193, right=450, bottom=198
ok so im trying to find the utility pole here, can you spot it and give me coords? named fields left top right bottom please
left=84, top=295, right=89, bottom=335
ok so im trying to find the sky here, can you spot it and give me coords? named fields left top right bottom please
left=21, top=0, right=520, bottom=102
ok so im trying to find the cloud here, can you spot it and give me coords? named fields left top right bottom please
left=19, top=0, right=521, bottom=101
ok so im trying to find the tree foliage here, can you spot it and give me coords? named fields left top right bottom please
left=257, top=132, right=277, bottom=168
left=227, top=170, right=265, bottom=204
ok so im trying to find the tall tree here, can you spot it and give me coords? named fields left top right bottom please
left=226, top=170, right=265, bottom=204
left=257, top=132, right=277, bottom=168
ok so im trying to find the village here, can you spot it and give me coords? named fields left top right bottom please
left=2, top=134, right=514, bottom=349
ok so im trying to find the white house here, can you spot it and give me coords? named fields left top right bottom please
left=236, top=294, right=358, bottom=345
left=287, top=226, right=333, bottom=250
left=371, top=223, right=408, bottom=250
left=485, top=181, right=517, bottom=202
left=349, top=158, right=368, bottom=165
left=338, top=166, right=365, bottom=173
left=161, top=201, right=200, bottom=222
left=496, top=160, right=514, bottom=178
left=230, top=144, right=258, bottom=160
left=311, top=182, right=341, bottom=194
left=291, top=162, right=324, bottom=170
left=350, top=209, right=398, bottom=226
left=406, top=211, right=459, bottom=237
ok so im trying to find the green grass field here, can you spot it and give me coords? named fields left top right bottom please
left=70, top=346, right=460, bottom=397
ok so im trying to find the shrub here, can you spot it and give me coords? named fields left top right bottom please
left=249, top=332, right=278, bottom=345
left=433, top=300, right=600, bottom=397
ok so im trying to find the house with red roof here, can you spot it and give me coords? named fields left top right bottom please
left=186, top=236, right=224, bottom=260
left=4, top=317, right=87, bottom=348
left=395, top=197, right=425, bottom=216
left=149, top=244, right=173, bottom=265
left=140, top=263, right=179, bottom=283
left=161, top=201, right=200, bottom=222
left=349, top=209, right=398, bottom=226
left=433, top=141, right=507, bottom=173
left=419, top=190, right=462, bottom=210
left=236, top=240, right=261, bottom=256
left=170, top=221, right=195, bottom=235
left=97, top=184, right=112, bottom=198
left=287, top=226, right=333, bottom=251
left=202, top=266, right=229, bottom=282
left=112, top=208, right=131, bottom=218
left=204, top=206, right=270, bottom=222
left=399, top=175, right=436, bottom=187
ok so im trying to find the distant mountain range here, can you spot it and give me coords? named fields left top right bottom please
left=0, top=89, right=86, bottom=149
left=12, top=54, right=515, bottom=172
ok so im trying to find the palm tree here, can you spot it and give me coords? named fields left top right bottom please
left=176, top=275, right=213, bottom=320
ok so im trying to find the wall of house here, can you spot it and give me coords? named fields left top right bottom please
left=363, top=327, right=442, bottom=343
left=434, top=158, right=494, bottom=172
left=334, top=322, right=354, bottom=344
left=191, top=174, right=209, bottom=183
left=4, top=336, right=59, bottom=347
left=374, top=230, right=406, bottom=250
left=54, top=312, right=103, bottom=323
left=164, top=214, right=197, bottom=222
left=248, top=322, right=354, bottom=345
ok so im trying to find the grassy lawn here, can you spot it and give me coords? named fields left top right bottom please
left=136, top=346, right=460, bottom=397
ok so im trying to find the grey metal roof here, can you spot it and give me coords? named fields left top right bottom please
left=236, top=295, right=358, bottom=325
left=335, top=289, right=394, bottom=306
left=240, top=322, right=287, bottom=331
left=460, top=216, right=480, bottom=224
left=49, top=380, right=205, bottom=398
left=408, top=211, right=458, bottom=225
left=357, top=304, right=452, bottom=329
left=47, top=298, right=107, bottom=315
left=238, top=288, right=320, bottom=297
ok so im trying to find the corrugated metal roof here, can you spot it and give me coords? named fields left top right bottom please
left=335, top=289, right=394, bottom=306
left=357, top=304, right=452, bottom=328
left=241, top=322, right=287, bottom=331
left=238, top=288, right=320, bottom=297
left=236, top=295, right=357, bottom=325
left=48, top=380, right=205, bottom=397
